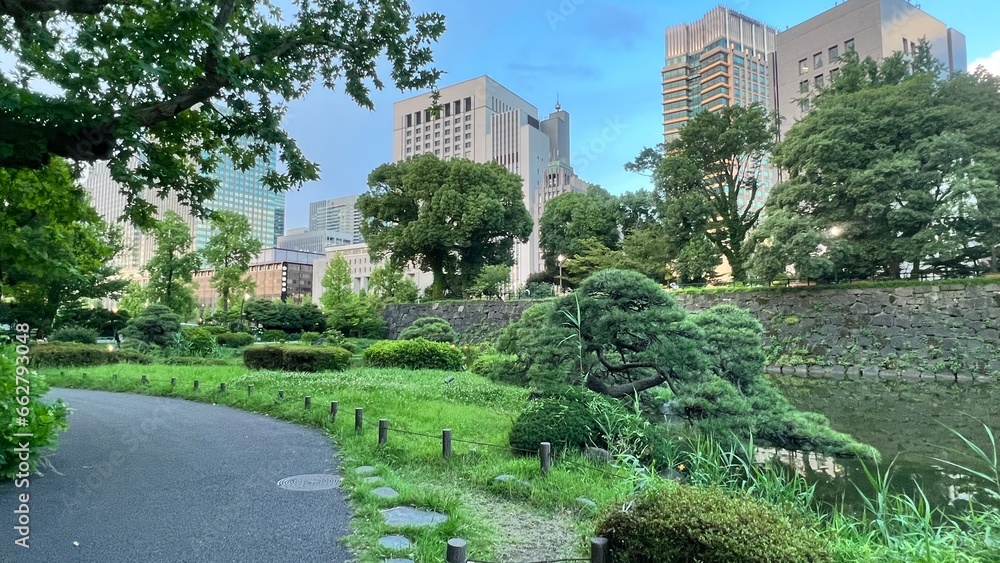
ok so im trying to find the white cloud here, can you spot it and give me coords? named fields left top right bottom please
left=970, top=49, right=1000, bottom=75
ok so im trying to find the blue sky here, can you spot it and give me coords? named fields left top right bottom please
left=280, top=0, right=1000, bottom=230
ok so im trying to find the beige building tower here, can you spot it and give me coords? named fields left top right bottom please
left=391, top=75, right=588, bottom=285
left=662, top=6, right=780, bottom=211
left=774, top=0, right=966, bottom=136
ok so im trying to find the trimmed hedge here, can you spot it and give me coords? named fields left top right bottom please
left=596, top=486, right=833, bottom=563
left=362, top=338, right=463, bottom=371
left=243, top=345, right=351, bottom=372
left=200, top=325, right=231, bottom=336
left=217, top=332, right=255, bottom=348
left=261, top=329, right=286, bottom=342
left=49, top=326, right=99, bottom=345
left=31, top=343, right=150, bottom=367
left=399, top=317, right=458, bottom=343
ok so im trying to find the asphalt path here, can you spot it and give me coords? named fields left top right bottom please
left=1, top=389, right=354, bottom=563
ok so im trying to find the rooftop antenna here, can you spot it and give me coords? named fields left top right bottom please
left=555, top=92, right=561, bottom=111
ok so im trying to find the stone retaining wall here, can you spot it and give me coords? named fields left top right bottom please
left=383, top=284, right=1000, bottom=382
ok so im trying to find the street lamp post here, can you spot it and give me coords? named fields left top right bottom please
left=557, top=254, right=566, bottom=295
left=240, top=293, right=251, bottom=332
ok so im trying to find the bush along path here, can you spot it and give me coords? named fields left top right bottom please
left=42, top=366, right=624, bottom=562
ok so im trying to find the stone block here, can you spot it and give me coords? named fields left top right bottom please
left=872, top=313, right=894, bottom=327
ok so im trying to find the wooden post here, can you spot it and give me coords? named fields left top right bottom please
left=111, top=373, right=117, bottom=381
left=590, top=537, right=610, bottom=563
left=248, top=384, right=253, bottom=396
left=194, top=379, right=199, bottom=391
left=442, top=429, right=452, bottom=459
left=141, top=375, right=148, bottom=385
left=305, top=396, right=312, bottom=409
left=278, top=390, right=284, bottom=399
left=170, top=377, right=176, bottom=387
left=539, top=442, right=551, bottom=476
left=378, top=419, right=388, bottom=445
left=220, top=382, right=227, bottom=392
left=446, top=538, right=467, bottom=563
left=330, top=401, right=338, bottom=422
left=355, top=408, right=363, bottom=433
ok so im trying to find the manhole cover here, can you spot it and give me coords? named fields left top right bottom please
left=277, top=474, right=340, bottom=491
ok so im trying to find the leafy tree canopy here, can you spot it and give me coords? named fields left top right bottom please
left=755, top=43, right=1000, bottom=281
left=201, top=211, right=262, bottom=312
left=539, top=187, right=620, bottom=272
left=145, top=210, right=199, bottom=319
left=1, top=0, right=445, bottom=227
left=359, top=154, right=532, bottom=299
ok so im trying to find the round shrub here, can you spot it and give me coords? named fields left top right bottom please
left=120, top=304, right=182, bottom=348
left=301, top=331, right=321, bottom=344
left=216, top=332, right=254, bottom=348
left=470, top=353, right=524, bottom=385
left=362, top=339, right=463, bottom=371
left=261, top=329, right=286, bottom=343
left=182, top=327, right=216, bottom=356
left=399, top=317, right=457, bottom=343
left=284, top=332, right=301, bottom=342
left=200, top=325, right=231, bottom=336
left=596, top=486, right=833, bottom=563
left=50, top=326, right=99, bottom=345
left=508, top=398, right=597, bottom=454
left=243, top=346, right=285, bottom=370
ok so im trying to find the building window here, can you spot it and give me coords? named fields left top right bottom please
left=444, top=119, right=450, bottom=126
left=453, top=100, right=461, bottom=115
left=415, top=111, right=422, bottom=125
left=845, top=38, right=855, bottom=52
left=435, top=122, right=440, bottom=129
left=444, top=137, right=450, bottom=143
left=424, top=109, right=431, bottom=122
left=829, top=45, right=840, bottom=61
left=406, top=139, right=412, bottom=145
left=799, top=80, right=809, bottom=93
left=434, top=150, right=440, bottom=155
left=830, top=68, right=841, bottom=82
left=405, top=114, right=412, bottom=127
left=434, top=131, right=440, bottom=138
left=406, top=130, right=411, bottom=136
left=424, top=134, right=429, bottom=140
left=465, top=142, right=471, bottom=148
left=813, top=52, right=823, bottom=69
left=464, top=97, right=472, bottom=112
left=799, top=99, right=811, bottom=112
left=424, top=143, right=430, bottom=149
left=799, top=58, right=809, bottom=75
left=465, top=124, right=471, bottom=130
left=815, top=75, right=825, bottom=89
left=464, top=133, right=471, bottom=139
left=444, top=146, right=450, bottom=152
left=444, top=104, right=451, bottom=117
left=903, top=38, right=909, bottom=54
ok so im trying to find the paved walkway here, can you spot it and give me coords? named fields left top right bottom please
left=1, top=389, right=354, bottom=562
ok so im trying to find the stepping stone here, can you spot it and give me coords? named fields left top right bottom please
left=575, top=497, right=597, bottom=512
left=371, top=486, right=399, bottom=500
left=381, top=506, right=447, bottom=527
left=493, top=474, right=531, bottom=488
left=355, top=466, right=377, bottom=476
left=378, top=535, right=411, bottom=549
left=362, top=476, right=383, bottom=484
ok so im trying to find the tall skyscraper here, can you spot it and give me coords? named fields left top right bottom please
left=308, top=195, right=364, bottom=244
left=662, top=6, right=780, bottom=210
left=84, top=148, right=284, bottom=277
left=392, top=75, right=589, bottom=284
left=774, top=0, right=967, bottom=136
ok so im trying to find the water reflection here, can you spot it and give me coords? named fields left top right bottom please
left=767, top=376, right=1000, bottom=514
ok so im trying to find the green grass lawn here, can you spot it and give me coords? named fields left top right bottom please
left=43, top=364, right=630, bottom=562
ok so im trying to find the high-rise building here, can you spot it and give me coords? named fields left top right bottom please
left=308, top=194, right=364, bottom=244
left=194, top=247, right=324, bottom=308
left=277, top=227, right=354, bottom=254
left=392, top=75, right=589, bottom=284
left=662, top=6, right=780, bottom=211
left=774, top=0, right=967, bottom=136
left=85, top=148, right=284, bottom=277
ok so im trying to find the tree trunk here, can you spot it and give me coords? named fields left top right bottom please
left=221, top=287, right=229, bottom=313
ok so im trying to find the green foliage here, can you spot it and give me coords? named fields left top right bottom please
left=117, top=282, right=149, bottom=316
left=181, top=327, right=216, bottom=357
left=120, top=304, right=183, bottom=348
left=53, top=304, right=130, bottom=337
left=359, top=155, right=533, bottom=299
left=199, top=325, right=230, bottom=336
left=368, top=264, right=419, bottom=304
left=144, top=211, right=199, bottom=318
left=362, top=339, right=463, bottom=371
left=30, top=343, right=150, bottom=367
left=300, top=331, right=322, bottom=344
left=319, top=258, right=387, bottom=338
left=244, top=299, right=326, bottom=333
left=216, top=332, right=255, bottom=348
left=639, top=104, right=777, bottom=282
left=508, top=398, right=597, bottom=453
left=0, top=346, right=69, bottom=479
left=539, top=189, right=621, bottom=273
left=50, top=326, right=99, bottom=345
left=470, top=353, right=524, bottom=386
left=399, top=317, right=457, bottom=343
left=261, top=329, right=286, bottom=343
left=596, top=486, right=833, bottom=563
left=757, top=46, right=1000, bottom=281
left=1, top=0, right=445, bottom=229
left=201, top=211, right=262, bottom=313
left=243, top=345, right=351, bottom=372
left=0, top=160, right=126, bottom=331
left=470, top=264, right=510, bottom=299
left=161, top=357, right=233, bottom=366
